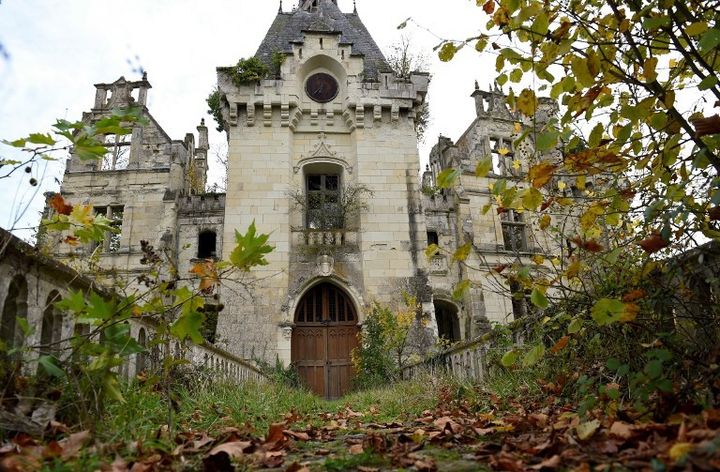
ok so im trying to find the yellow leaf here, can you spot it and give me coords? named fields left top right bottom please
left=521, top=187, right=544, bottom=210
left=557, top=181, right=567, bottom=191
left=669, top=58, right=678, bottom=68
left=566, top=259, right=582, bottom=279
left=643, top=57, right=658, bottom=83
left=576, top=420, right=600, bottom=441
left=539, top=214, right=551, bottom=230
left=551, top=257, right=561, bottom=266
left=514, top=122, right=522, bottom=133
left=528, top=162, right=557, bottom=188
left=498, top=147, right=511, bottom=156
left=621, top=302, right=640, bottom=322
left=453, top=242, right=472, bottom=262
left=70, top=205, right=94, bottom=225
left=669, top=442, right=693, bottom=462
left=517, top=88, right=538, bottom=116
left=512, top=159, right=521, bottom=170
left=531, top=254, right=545, bottom=265
left=685, top=21, right=708, bottom=37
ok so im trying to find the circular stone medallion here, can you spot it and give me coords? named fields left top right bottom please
left=305, top=73, right=339, bottom=103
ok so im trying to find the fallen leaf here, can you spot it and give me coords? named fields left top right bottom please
left=349, top=444, right=364, bottom=455
left=622, top=289, right=646, bottom=303
left=284, top=430, right=310, bottom=441
left=576, top=419, right=600, bottom=441
left=550, top=336, right=570, bottom=354
left=59, top=430, right=91, bottom=460
left=265, top=422, right=287, bottom=445
left=207, top=441, right=253, bottom=459
left=530, top=454, right=561, bottom=470
left=286, top=462, right=310, bottom=472
left=609, top=421, right=634, bottom=440
left=669, top=442, right=694, bottom=462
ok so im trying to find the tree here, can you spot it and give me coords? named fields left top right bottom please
left=386, top=36, right=431, bottom=142
left=413, top=0, right=720, bottom=410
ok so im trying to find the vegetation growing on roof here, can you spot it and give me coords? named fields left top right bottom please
left=229, top=57, right=270, bottom=86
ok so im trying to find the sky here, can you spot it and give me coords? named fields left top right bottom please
left=0, top=0, right=496, bottom=240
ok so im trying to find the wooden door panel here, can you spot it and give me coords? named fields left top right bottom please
left=292, top=283, right=360, bottom=399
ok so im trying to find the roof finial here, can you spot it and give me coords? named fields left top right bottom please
left=474, top=80, right=479, bottom=90
left=279, top=0, right=282, bottom=12
left=353, top=0, right=357, bottom=13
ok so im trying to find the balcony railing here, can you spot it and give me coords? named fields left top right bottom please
left=292, top=229, right=358, bottom=247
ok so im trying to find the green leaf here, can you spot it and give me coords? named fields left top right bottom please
left=475, top=157, right=493, bottom=177
left=530, top=288, right=549, bottom=309
left=4, top=138, right=26, bottom=148
left=698, top=76, right=719, bottom=91
left=571, top=56, right=594, bottom=88
left=452, top=280, right=471, bottom=301
left=644, top=359, right=663, bottom=379
left=229, top=220, right=274, bottom=271
left=55, top=290, right=87, bottom=314
left=536, top=131, right=558, bottom=152
left=522, top=344, right=545, bottom=367
left=643, top=16, right=670, bottom=31
left=698, top=28, right=720, bottom=53
left=436, top=168, right=459, bottom=189
left=171, top=310, right=205, bottom=344
left=27, top=133, right=56, bottom=146
left=590, top=298, right=625, bottom=326
left=501, top=350, right=519, bottom=367
left=568, top=317, right=583, bottom=334
left=588, top=122, right=604, bottom=148
left=509, top=68, right=523, bottom=83
left=87, top=292, right=115, bottom=321
left=453, top=242, right=472, bottom=262
left=475, top=37, right=488, bottom=52
left=38, top=355, right=66, bottom=378
left=438, top=42, right=458, bottom=62
left=16, top=317, right=32, bottom=336
left=521, top=187, right=543, bottom=211
left=103, top=373, right=125, bottom=403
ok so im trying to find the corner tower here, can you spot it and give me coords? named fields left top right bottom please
left=215, top=0, right=429, bottom=397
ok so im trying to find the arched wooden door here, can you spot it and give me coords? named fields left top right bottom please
left=291, top=283, right=359, bottom=399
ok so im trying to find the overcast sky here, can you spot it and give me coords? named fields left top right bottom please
left=0, top=0, right=495, bottom=240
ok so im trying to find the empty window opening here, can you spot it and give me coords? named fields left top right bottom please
left=341, top=49, right=345, bottom=60
left=427, top=230, right=439, bottom=246
left=1, top=275, right=28, bottom=353
left=489, top=137, right=513, bottom=175
left=434, top=300, right=460, bottom=343
left=94, top=205, right=124, bottom=253
left=40, top=291, right=63, bottom=357
left=501, top=209, right=527, bottom=252
left=100, top=133, right=131, bottom=171
left=320, top=38, right=324, bottom=49
left=198, top=230, right=217, bottom=259
left=306, top=174, right=342, bottom=229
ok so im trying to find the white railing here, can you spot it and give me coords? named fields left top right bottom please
left=401, top=338, right=494, bottom=383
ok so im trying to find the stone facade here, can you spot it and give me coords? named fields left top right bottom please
left=36, top=0, right=562, bottom=367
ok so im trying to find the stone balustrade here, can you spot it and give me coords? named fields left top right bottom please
left=292, top=229, right=358, bottom=247
left=401, top=338, right=495, bottom=383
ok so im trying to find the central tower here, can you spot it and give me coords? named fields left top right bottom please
left=215, top=0, right=429, bottom=396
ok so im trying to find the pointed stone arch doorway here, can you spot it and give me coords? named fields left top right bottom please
left=291, top=282, right=359, bottom=399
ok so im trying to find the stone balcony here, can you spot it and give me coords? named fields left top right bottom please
left=291, top=229, right=359, bottom=248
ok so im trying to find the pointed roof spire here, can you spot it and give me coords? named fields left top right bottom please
left=279, top=0, right=283, bottom=12
left=353, top=0, right=357, bottom=13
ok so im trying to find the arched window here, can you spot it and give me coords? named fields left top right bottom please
left=40, top=291, right=63, bottom=356
left=197, top=230, right=217, bottom=259
left=1, top=275, right=28, bottom=351
left=136, top=328, right=147, bottom=374
left=434, top=300, right=460, bottom=343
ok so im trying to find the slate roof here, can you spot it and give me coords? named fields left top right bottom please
left=255, top=1, right=391, bottom=81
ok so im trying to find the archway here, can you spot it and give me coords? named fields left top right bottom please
left=291, top=282, right=359, bottom=399
left=40, top=291, right=63, bottom=357
left=1, top=275, right=28, bottom=352
left=434, top=299, right=460, bottom=343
